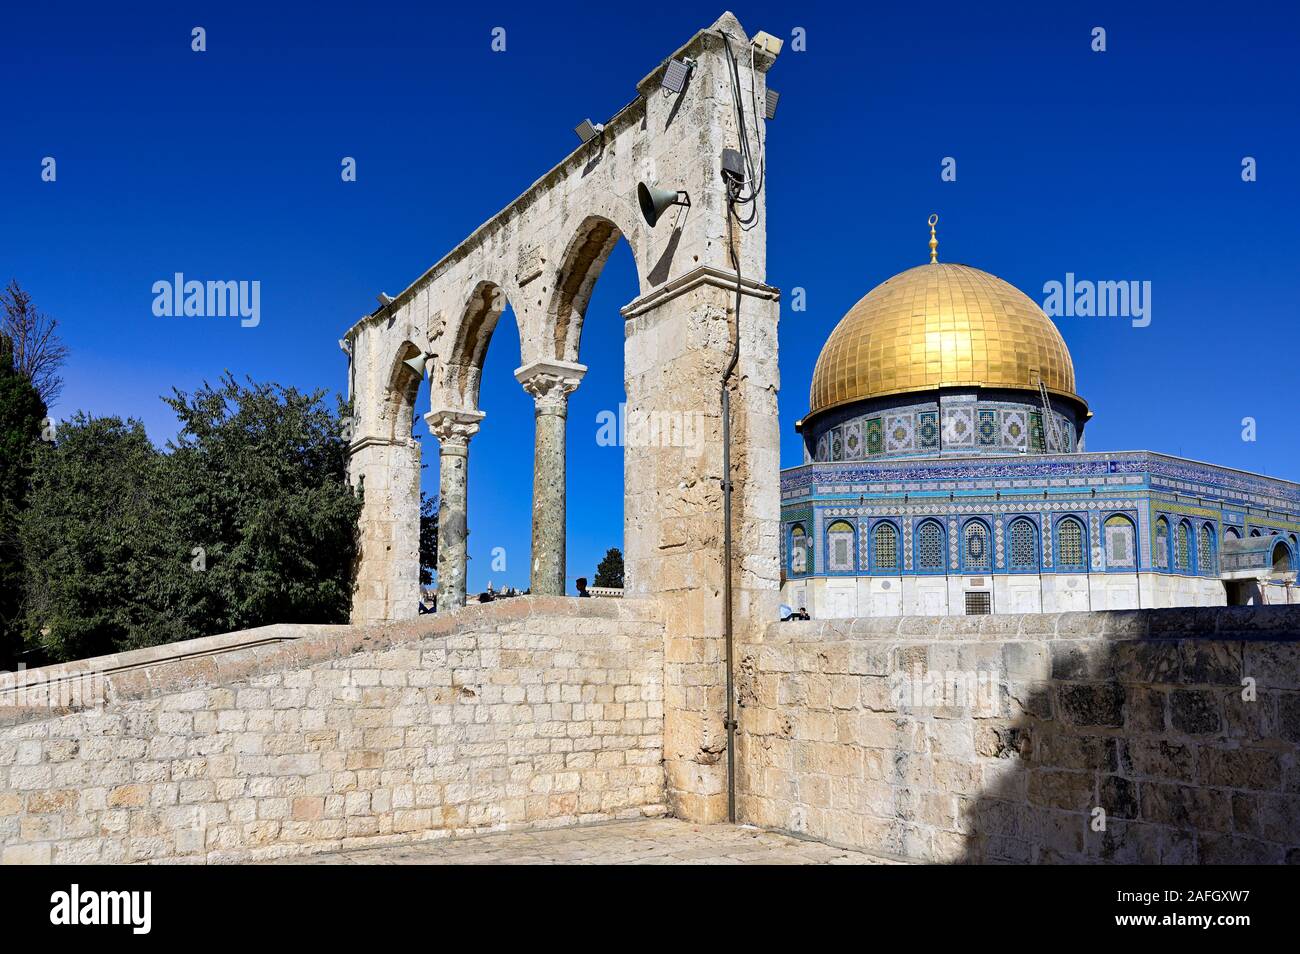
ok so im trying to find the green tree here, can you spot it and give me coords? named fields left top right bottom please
left=0, top=333, right=47, bottom=667
left=419, top=493, right=438, bottom=586
left=19, top=415, right=186, bottom=661
left=19, top=375, right=363, bottom=663
left=594, top=547, right=624, bottom=589
left=162, top=374, right=363, bottom=634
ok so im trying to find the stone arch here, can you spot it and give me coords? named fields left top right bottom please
left=379, top=340, right=426, bottom=443
left=442, top=279, right=523, bottom=410
left=339, top=12, right=782, bottom=824
left=546, top=214, right=641, bottom=363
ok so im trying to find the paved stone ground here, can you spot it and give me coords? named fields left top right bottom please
left=270, top=818, right=901, bottom=865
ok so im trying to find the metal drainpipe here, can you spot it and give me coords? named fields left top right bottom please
left=721, top=188, right=742, bottom=824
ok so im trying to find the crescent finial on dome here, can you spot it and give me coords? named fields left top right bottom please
left=928, top=213, right=939, bottom=264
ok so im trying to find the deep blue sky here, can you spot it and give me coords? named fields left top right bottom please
left=2, top=2, right=1296, bottom=594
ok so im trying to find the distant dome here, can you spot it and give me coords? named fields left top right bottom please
left=808, top=262, right=1085, bottom=420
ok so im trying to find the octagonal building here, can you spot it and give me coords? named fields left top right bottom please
left=781, top=228, right=1299, bottom=617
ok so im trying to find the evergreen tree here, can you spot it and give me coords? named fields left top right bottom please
left=18, top=415, right=185, bottom=661
left=0, top=333, right=47, bottom=667
left=594, top=547, right=624, bottom=589
left=19, top=375, right=363, bottom=662
left=162, top=374, right=363, bottom=634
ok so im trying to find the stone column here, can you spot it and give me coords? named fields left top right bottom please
left=515, top=360, right=587, bottom=596
left=621, top=269, right=781, bottom=823
left=425, top=408, right=484, bottom=611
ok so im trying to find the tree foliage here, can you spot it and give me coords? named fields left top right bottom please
left=594, top=547, right=624, bottom=589
left=18, top=375, right=362, bottom=662
left=0, top=333, right=47, bottom=667
left=161, top=375, right=362, bottom=633
left=19, top=416, right=186, bottom=661
left=419, top=493, right=438, bottom=587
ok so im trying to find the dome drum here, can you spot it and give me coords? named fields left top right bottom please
left=802, top=260, right=1088, bottom=461
left=802, top=386, right=1084, bottom=463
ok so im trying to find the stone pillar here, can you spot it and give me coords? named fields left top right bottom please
left=621, top=269, right=781, bottom=823
left=347, top=436, right=421, bottom=624
left=515, top=360, right=587, bottom=596
left=425, top=409, right=484, bottom=611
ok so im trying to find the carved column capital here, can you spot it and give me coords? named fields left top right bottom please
left=424, top=408, right=485, bottom=453
left=514, top=360, right=587, bottom=414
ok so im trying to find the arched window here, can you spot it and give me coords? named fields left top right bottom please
left=827, top=520, right=856, bottom=572
left=963, top=520, right=991, bottom=572
left=789, top=524, right=808, bottom=574
left=1250, top=528, right=1262, bottom=538
left=1104, top=515, right=1136, bottom=569
left=1057, top=517, right=1086, bottom=571
left=1154, top=517, right=1170, bottom=569
left=1225, top=526, right=1241, bottom=540
left=873, top=522, right=899, bottom=571
left=917, top=520, right=945, bottom=572
left=1009, top=518, right=1038, bottom=571
left=1174, top=520, right=1191, bottom=571
left=1197, top=524, right=1215, bottom=576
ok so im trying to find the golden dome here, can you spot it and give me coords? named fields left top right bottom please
left=808, top=262, right=1085, bottom=419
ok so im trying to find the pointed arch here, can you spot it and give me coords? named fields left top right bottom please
left=826, top=519, right=857, bottom=572
left=379, top=340, right=426, bottom=443
left=1272, top=540, right=1292, bottom=573
left=546, top=214, right=640, bottom=363
left=443, top=280, right=522, bottom=409
left=961, top=518, right=991, bottom=572
left=1174, top=519, right=1193, bottom=571
left=1056, top=515, right=1087, bottom=571
left=1103, top=513, right=1137, bottom=569
left=871, top=520, right=900, bottom=571
left=1197, top=523, right=1216, bottom=576
left=1154, top=515, right=1171, bottom=569
left=916, top=519, right=946, bottom=574
left=1008, top=516, right=1039, bottom=571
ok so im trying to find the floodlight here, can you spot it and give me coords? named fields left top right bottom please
left=752, top=31, right=783, bottom=56
left=376, top=292, right=394, bottom=306
left=574, top=119, right=604, bottom=143
left=661, top=58, right=692, bottom=94
left=765, top=88, right=779, bottom=120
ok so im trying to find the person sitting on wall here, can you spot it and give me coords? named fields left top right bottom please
left=793, top=607, right=811, bottom=620
left=575, top=577, right=591, bottom=598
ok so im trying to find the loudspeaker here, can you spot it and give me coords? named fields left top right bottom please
left=403, top=353, right=429, bottom=377
left=637, top=182, right=690, bottom=228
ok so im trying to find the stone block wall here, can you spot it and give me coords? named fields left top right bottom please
left=0, top=597, right=664, bottom=864
left=736, top=606, right=1300, bottom=863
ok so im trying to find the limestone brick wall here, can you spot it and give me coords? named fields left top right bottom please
left=737, top=606, right=1300, bottom=863
left=0, top=597, right=664, bottom=864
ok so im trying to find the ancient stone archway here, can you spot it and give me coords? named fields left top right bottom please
left=341, top=12, right=781, bottom=821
